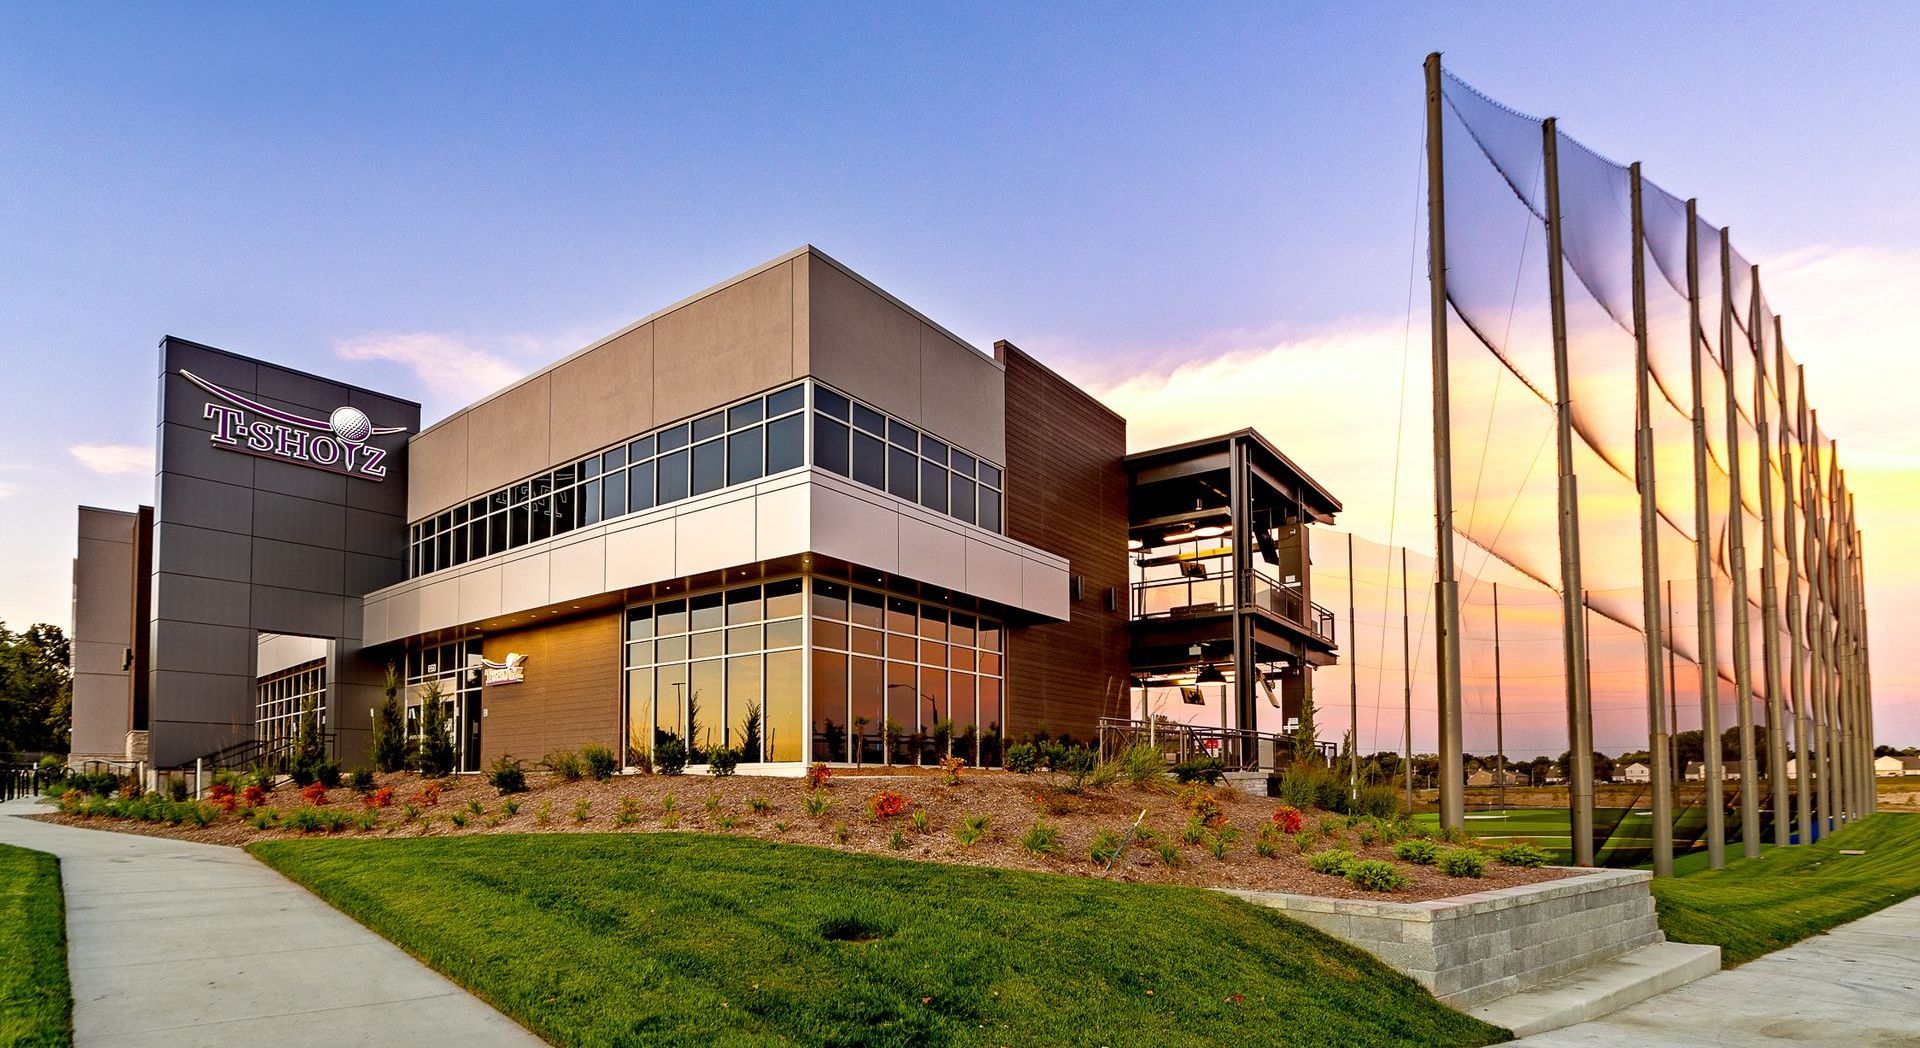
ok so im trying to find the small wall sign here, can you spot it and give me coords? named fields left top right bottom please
left=481, top=652, right=529, bottom=686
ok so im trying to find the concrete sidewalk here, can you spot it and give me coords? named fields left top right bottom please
left=1515, top=894, right=1920, bottom=1047
left=0, top=797, right=546, bottom=1047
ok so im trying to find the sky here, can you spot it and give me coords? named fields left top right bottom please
left=2, top=4, right=1914, bottom=747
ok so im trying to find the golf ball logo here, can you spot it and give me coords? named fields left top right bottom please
left=330, top=406, right=374, bottom=445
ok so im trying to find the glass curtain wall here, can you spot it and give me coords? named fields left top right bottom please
left=256, top=659, right=326, bottom=754
left=624, top=579, right=805, bottom=766
left=808, top=579, right=1004, bottom=768
left=404, top=638, right=483, bottom=773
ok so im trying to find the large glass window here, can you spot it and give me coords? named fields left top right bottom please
left=255, top=659, right=327, bottom=757
left=403, top=638, right=483, bottom=774
left=408, top=383, right=807, bottom=579
left=809, top=579, right=1004, bottom=767
left=809, top=381, right=1004, bottom=535
left=623, top=578, right=805, bottom=765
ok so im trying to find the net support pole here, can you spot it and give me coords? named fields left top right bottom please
left=1751, top=268, right=1789, bottom=847
left=1629, top=165, right=1673, bottom=876
left=1542, top=117, right=1595, bottom=867
left=1845, top=490, right=1865, bottom=816
left=1837, top=463, right=1860, bottom=822
left=1348, top=530, right=1360, bottom=803
left=1853, top=509, right=1874, bottom=814
left=1780, top=341, right=1811, bottom=845
left=1719, top=229, right=1761, bottom=858
left=1808, top=410, right=1832, bottom=836
left=1686, top=200, right=1726, bottom=868
left=1425, top=52, right=1466, bottom=833
left=1493, top=581, right=1507, bottom=812
left=1827, top=441, right=1849, bottom=828
left=1403, top=545, right=1415, bottom=813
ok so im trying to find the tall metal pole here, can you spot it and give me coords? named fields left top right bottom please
left=1842, top=483, right=1864, bottom=818
left=1686, top=201, right=1726, bottom=868
left=1750, top=269, right=1789, bottom=847
left=1827, top=445, right=1850, bottom=827
left=1808, top=410, right=1832, bottom=836
left=1348, top=531, right=1360, bottom=803
left=1720, top=230, right=1761, bottom=858
left=1425, top=52, right=1466, bottom=833
left=1629, top=165, right=1673, bottom=875
left=1832, top=458, right=1857, bottom=824
left=1493, top=582, right=1507, bottom=812
left=1403, top=545, right=1414, bottom=813
left=1543, top=117, right=1595, bottom=867
left=1853, top=508, right=1874, bottom=815
left=1779, top=337, right=1811, bottom=845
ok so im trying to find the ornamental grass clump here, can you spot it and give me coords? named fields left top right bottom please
left=804, top=792, right=832, bottom=818
left=1436, top=847, right=1487, bottom=878
left=1306, top=848, right=1356, bottom=877
left=1089, top=828, right=1124, bottom=867
left=954, top=813, right=990, bottom=848
left=1345, top=859, right=1411, bottom=893
left=1020, top=820, right=1062, bottom=856
left=1119, top=743, right=1169, bottom=789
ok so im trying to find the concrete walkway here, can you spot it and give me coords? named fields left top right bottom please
left=1516, top=895, right=1920, bottom=1047
left=0, top=797, right=546, bottom=1047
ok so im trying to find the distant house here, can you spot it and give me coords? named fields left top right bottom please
left=1903, top=757, right=1920, bottom=775
left=1875, top=755, right=1905, bottom=777
left=1621, top=762, right=1650, bottom=784
left=1684, top=762, right=1741, bottom=782
left=1785, top=758, right=1799, bottom=780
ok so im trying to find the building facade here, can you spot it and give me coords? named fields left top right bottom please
left=69, top=247, right=1340, bottom=776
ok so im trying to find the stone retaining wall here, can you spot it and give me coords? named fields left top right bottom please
left=1220, top=868, right=1663, bottom=1007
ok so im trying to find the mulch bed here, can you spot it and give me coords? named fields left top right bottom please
left=38, top=769, right=1570, bottom=902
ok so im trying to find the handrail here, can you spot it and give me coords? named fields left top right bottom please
left=1132, top=570, right=1338, bottom=645
left=1096, top=717, right=1336, bottom=774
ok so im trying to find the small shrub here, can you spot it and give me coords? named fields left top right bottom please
left=804, top=792, right=831, bottom=818
left=1277, top=761, right=1331, bottom=810
left=707, top=746, right=740, bottom=777
left=1394, top=839, right=1440, bottom=865
left=806, top=762, right=832, bottom=790
left=207, top=783, right=239, bottom=813
left=715, top=813, right=738, bottom=830
left=909, top=809, right=931, bottom=834
left=1307, top=848, right=1356, bottom=876
left=543, top=749, right=585, bottom=781
left=1177, top=785, right=1227, bottom=828
left=661, top=792, right=678, bottom=813
left=417, top=782, right=442, bottom=806
left=1172, top=756, right=1226, bottom=785
left=1316, top=815, right=1345, bottom=839
left=502, top=798, right=520, bottom=817
left=286, top=807, right=325, bottom=832
left=450, top=811, right=469, bottom=828
left=241, top=783, right=268, bottom=808
left=1353, top=784, right=1401, bottom=820
left=1495, top=844, right=1550, bottom=868
left=1154, top=840, right=1181, bottom=867
left=869, top=789, right=910, bottom=821
left=617, top=797, right=640, bottom=826
left=833, top=822, right=850, bottom=843
left=703, top=792, right=721, bottom=814
left=1090, top=829, right=1124, bottom=866
left=248, top=808, right=278, bottom=831
left=938, top=755, right=966, bottom=785
left=1254, top=833, right=1278, bottom=859
left=1181, top=816, right=1209, bottom=845
left=1346, top=859, right=1411, bottom=893
left=1437, top=847, right=1487, bottom=878
left=364, top=787, right=394, bottom=810
left=1206, top=827, right=1241, bottom=860
left=534, top=801, right=552, bottom=825
left=166, top=778, right=190, bottom=802
left=1356, top=820, right=1381, bottom=846
left=1293, top=831, right=1318, bottom=854
left=315, top=761, right=343, bottom=790
left=653, top=736, right=688, bottom=776
left=1020, top=820, right=1062, bottom=856
left=403, top=803, right=422, bottom=823
left=662, top=811, right=680, bottom=829
left=954, top=813, right=990, bottom=847
left=300, top=782, right=329, bottom=806
left=289, top=764, right=316, bottom=788
left=889, top=829, right=906, bottom=850
left=487, top=755, right=528, bottom=794
left=1005, top=743, right=1039, bottom=774
left=466, top=798, right=484, bottom=816
left=348, top=767, right=375, bottom=793
left=572, top=798, right=592, bottom=824
left=748, top=796, right=773, bottom=815
left=581, top=744, right=618, bottom=781
left=1271, top=805, right=1305, bottom=834
left=354, top=810, right=381, bottom=832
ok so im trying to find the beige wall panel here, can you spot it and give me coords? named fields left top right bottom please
left=501, top=554, right=549, bottom=611
left=388, top=587, right=421, bottom=640
left=808, top=482, right=898, bottom=574
left=419, top=577, right=460, bottom=632
left=806, top=254, right=922, bottom=421
left=918, top=325, right=1006, bottom=463
left=458, top=565, right=504, bottom=622
left=753, top=482, right=810, bottom=561
left=897, top=514, right=968, bottom=593
left=256, top=633, right=327, bottom=677
left=69, top=675, right=128, bottom=758
left=549, top=324, right=656, bottom=463
left=465, top=374, right=552, bottom=496
left=605, top=519, right=674, bottom=590
left=74, top=540, right=134, bottom=642
left=362, top=596, right=389, bottom=646
left=72, top=640, right=128, bottom=677
left=78, top=508, right=137, bottom=543
left=549, top=534, right=607, bottom=604
left=652, top=262, right=796, bottom=423
left=1020, top=558, right=1072, bottom=621
left=673, top=497, right=757, bottom=578
left=790, top=250, right=811, bottom=375
left=964, top=540, right=1026, bottom=610
left=406, top=414, right=470, bottom=520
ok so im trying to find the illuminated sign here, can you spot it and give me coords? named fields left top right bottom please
left=481, top=652, right=529, bottom=686
left=182, top=370, right=406, bottom=480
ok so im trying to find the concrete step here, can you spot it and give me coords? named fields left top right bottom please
left=1468, top=940, right=1722, bottom=1038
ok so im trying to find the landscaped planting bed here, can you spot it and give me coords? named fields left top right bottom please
left=40, top=761, right=1568, bottom=902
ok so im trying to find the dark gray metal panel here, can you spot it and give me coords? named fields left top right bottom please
left=343, top=506, right=403, bottom=556
left=253, top=489, right=347, bottom=549
left=151, top=619, right=256, bottom=676
left=256, top=367, right=348, bottom=416
left=250, top=537, right=345, bottom=595
left=152, top=522, right=252, bottom=583
left=249, top=584, right=348, bottom=638
left=252, top=455, right=350, bottom=504
left=152, top=572, right=252, bottom=629
left=158, top=420, right=255, bottom=488
left=156, top=472, right=253, bottom=535
left=344, top=551, right=405, bottom=596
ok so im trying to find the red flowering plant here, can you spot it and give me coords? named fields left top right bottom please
left=241, top=784, right=267, bottom=808
left=413, top=782, right=442, bottom=806
left=868, top=789, right=911, bottom=821
left=364, top=787, right=394, bottom=809
left=806, top=762, right=832, bottom=790
left=1271, top=806, right=1305, bottom=835
left=938, top=756, right=966, bottom=786
left=208, top=783, right=239, bottom=813
left=300, top=782, right=329, bottom=806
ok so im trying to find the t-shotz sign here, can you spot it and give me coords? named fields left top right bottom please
left=481, top=653, right=529, bottom=686
left=183, top=370, right=407, bottom=480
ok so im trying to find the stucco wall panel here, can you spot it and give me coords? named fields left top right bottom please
left=652, top=262, right=797, bottom=423
left=806, top=254, right=922, bottom=422
left=674, top=497, right=757, bottom=578
left=897, top=515, right=968, bottom=593
left=549, top=324, right=656, bottom=463
left=406, top=413, right=469, bottom=521
left=458, top=566, right=504, bottom=622
left=501, top=554, right=549, bottom=610
left=466, top=374, right=552, bottom=495
left=550, top=535, right=607, bottom=602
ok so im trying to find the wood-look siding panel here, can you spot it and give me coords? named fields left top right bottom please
left=479, top=610, right=622, bottom=764
left=994, top=342, right=1131, bottom=745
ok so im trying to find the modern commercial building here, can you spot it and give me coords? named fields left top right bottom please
left=69, top=247, right=1340, bottom=777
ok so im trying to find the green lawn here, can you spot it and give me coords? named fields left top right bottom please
left=0, top=843, right=72, bottom=1048
left=1652, top=812, right=1920, bottom=966
left=251, top=833, right=1507, bottom=1047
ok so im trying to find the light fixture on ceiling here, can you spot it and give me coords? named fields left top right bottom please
left=1194, top=663, right=1225, bottom=685
left=1127, top=538, right=1143, bottom=551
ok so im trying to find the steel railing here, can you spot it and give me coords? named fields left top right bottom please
left=1097, top=717, right=1336, bottom=774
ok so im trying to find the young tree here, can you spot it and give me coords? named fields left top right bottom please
left=371, top=662, right=407, bottom=773
left=292, top=696, right=325, bottom=773
left=413, top=679, right=455, bottom=777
